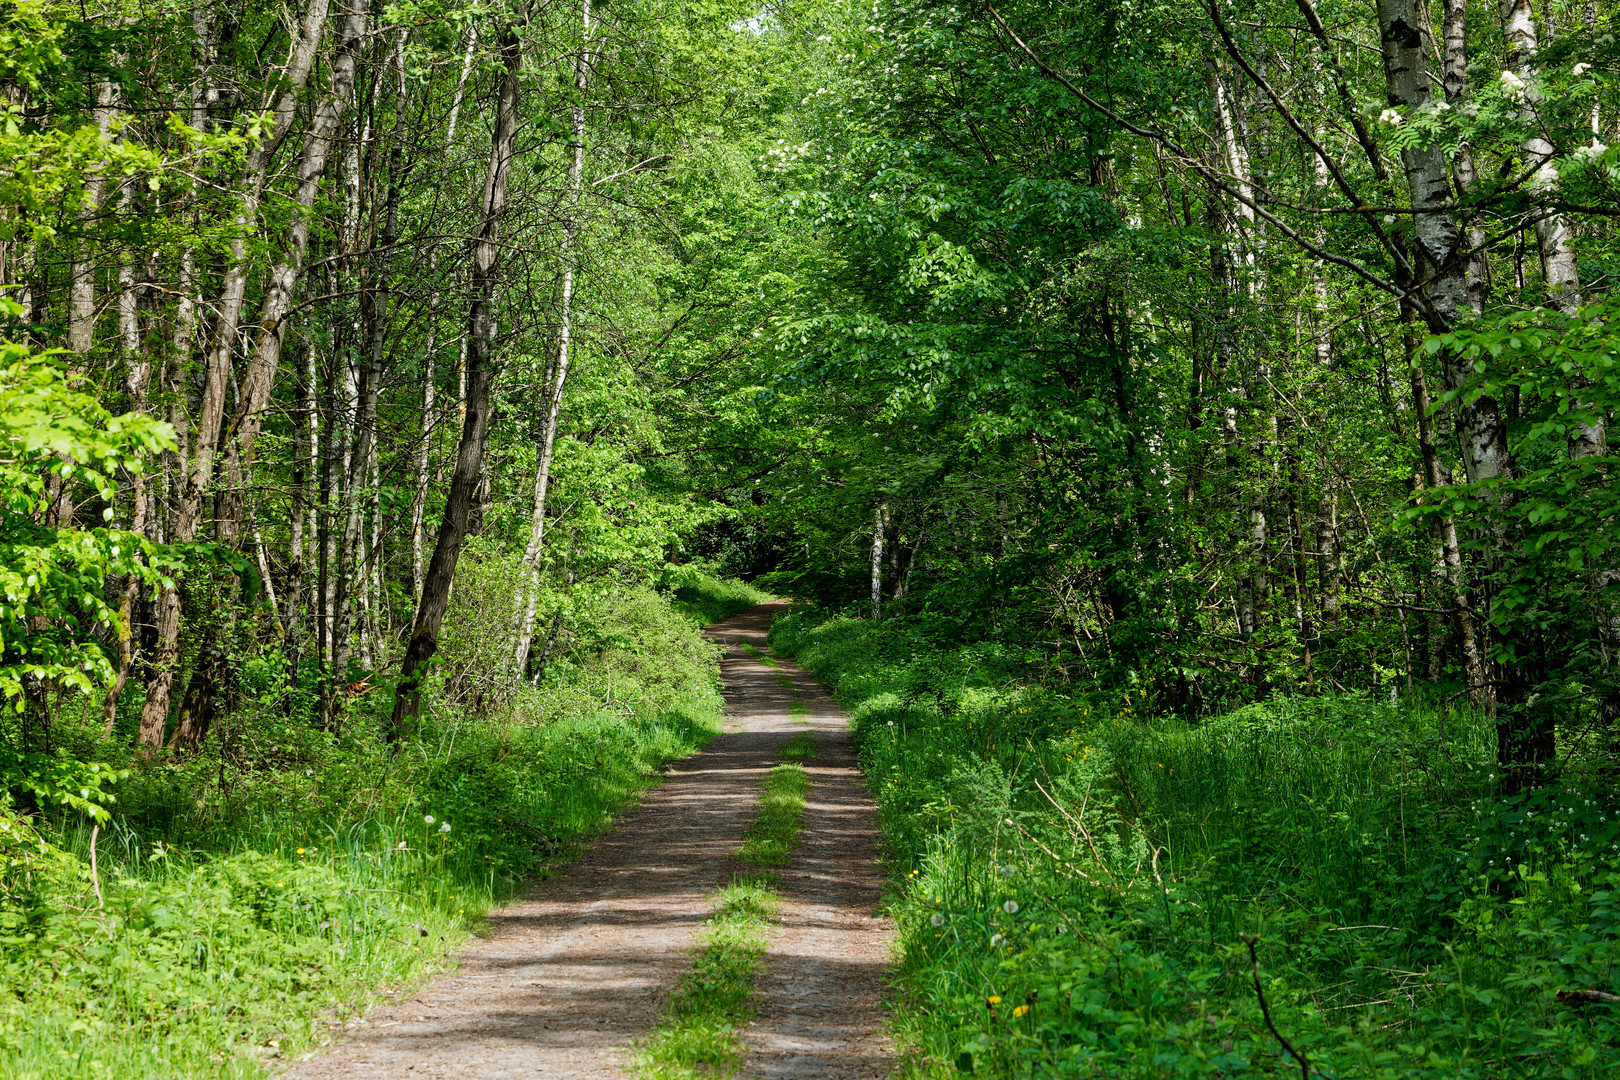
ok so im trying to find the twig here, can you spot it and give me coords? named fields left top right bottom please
left=1031, top=775, right=1108, bottom=871
left=1243, top=935, right=1311, bottom=1080
left=1557, top=988, right=1620, bottom=1005
left=89, top=823, right=103, bottom=910
left=1001, top=816, right=1093, bottom=880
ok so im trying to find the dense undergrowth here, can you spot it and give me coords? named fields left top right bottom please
left=659, top=565, right=774, bottom=627
left=769, top=610, right=1620, bottom=1078
left=0, top=578, right=748, bottom=1079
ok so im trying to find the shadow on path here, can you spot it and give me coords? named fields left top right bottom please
left=280, top=601, right=894, bottom=1079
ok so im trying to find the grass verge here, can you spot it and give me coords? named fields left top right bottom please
left=635, top=873, right=779, bottom=1079
left=769, top=608, right=1620, bottom=1079
left=1, top=588, right=729, bottom=1080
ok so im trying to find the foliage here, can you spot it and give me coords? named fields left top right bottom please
left=657, top=564, right=775, bottom=627
left=772, top=608, right=1620, bottom=1078
left=0, top=336, right=176, bottom=704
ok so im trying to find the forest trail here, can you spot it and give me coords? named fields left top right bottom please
left=281, top=601, right=895, bottom=1079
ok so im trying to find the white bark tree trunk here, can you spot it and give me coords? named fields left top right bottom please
left=513, top=0, right=594, bottom=669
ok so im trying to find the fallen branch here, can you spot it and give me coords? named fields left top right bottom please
left=1243, top=935, right=1311, bottom=1080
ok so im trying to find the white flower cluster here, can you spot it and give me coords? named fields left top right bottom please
left=1575, top=138, right=1609, bottom=161
left=1379, top=108, right=1404, bottom=126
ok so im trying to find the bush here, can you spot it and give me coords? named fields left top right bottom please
left=658, top=563, right=774, bottom=626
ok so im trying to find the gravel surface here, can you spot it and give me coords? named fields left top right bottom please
left=280, top=601, right=895, bottom=1079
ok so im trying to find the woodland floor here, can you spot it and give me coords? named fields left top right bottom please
left=279, top=601, right=896, bottom=1079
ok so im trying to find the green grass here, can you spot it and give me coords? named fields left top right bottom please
left=661, top=565, right=773, bottom=627
left=769, top=608, right=1620, bottom=1080
left=0, top=700, right=725, bottom=1080
left=635, top=873, right=779, bottom=1079
left=741, top=643, right=778, bottom=666
left=778, top=734, right=817, bottom=759
left=0, top=590, right=729, bottom=1080
left=736, top=763, right=809, bottom=866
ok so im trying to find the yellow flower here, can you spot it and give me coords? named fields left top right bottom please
left=987, top=995, right=1001, bottom=1005
left=1013, top=1004, right=1030, bottom=1017
left=296, top=848, right=305, bottom=855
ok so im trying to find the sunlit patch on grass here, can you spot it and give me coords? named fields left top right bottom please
left=635, top=876, right=779, bottom=1078
left=737, top=763, right=809, bottom=866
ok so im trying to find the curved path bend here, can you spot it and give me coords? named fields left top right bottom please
left=282, top=601, right=894, bottom=1079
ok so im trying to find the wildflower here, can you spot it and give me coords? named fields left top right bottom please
left=999, top=865, right=1016, bottom=878
left=990, top=934, right=1005, bottom=947
left=439, top=822, right=452, bottom=834
left=397, top=841, right=408, bottom=850
left=424, top=815, right=435, bottom=825
left=1576, top=138, right=1609, bottom=161
left=987, top=995, right=1002, bottom=1005
left=296, top=848, right=306, bottom=855
left=1379, top=108, right=1403, bottom=125
left=1003, top=900, right=1019, bottom=915
left=930, top=912, right=945, bottom=927
left=1013, top=1004, right=1030, bottom=1017
left=1500, top=70, right=1527, bottom=95
left=1574, top=62, right=1592, bottom=76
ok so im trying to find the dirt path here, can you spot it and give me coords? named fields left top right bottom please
left=282, top=601, right=894, bottom=1079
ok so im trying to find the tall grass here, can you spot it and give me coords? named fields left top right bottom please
left=1, top=590, right=732, bottom=1079
left=771, top=610, right=1620, bottom=1079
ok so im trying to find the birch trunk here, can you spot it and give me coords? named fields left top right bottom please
left=390, top=25, right=523, bottom=738
left=513, top=0, right=593, bottom=669
left=137, top=0, right=333, bottom=752
left=218, top=1, right=370, bottom=540
left=1499, top=0, right=1582, bottom=312
left=871, top=503, right=888, bottom=621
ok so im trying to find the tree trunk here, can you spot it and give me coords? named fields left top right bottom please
left=414, top=28, right=479, bottom=606
left=1499, top=0, right=1582, bottom=312
left=166, top=2, right=369, bottom=756
left=389, top=25, right=523, bottom=739
left=513, top=0, right=593, bottom=668
left=871, top=502, right=888, bottom=621
left=138, top=0, right=334, bottom=752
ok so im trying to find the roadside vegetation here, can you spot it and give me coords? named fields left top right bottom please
left=771, top=611, right=1620, bottom=1078
left=0, top=582, right=739, bottom=1079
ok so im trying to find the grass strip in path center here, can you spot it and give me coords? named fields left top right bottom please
left=741, top=643, right=812, bottom=726
left=737, top=762, right=809, bottom=866
left=635, top=873, right=779, bottom=1079
left=636, top=744, right=812, bottom=1077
